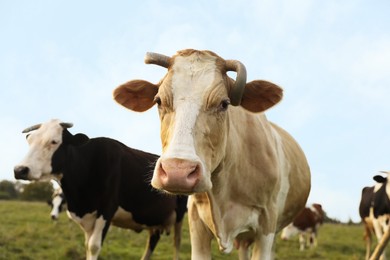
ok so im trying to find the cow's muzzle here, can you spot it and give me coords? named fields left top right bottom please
left=152, top=158, right=201, bottom=194
left=14, top=166, right=30, bottom=180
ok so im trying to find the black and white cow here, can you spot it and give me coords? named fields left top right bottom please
left=14, top=119, right=188, bottom=260
left=47, top=187, right=67, bottom=220
left=359, top=172, right=390, bottom=260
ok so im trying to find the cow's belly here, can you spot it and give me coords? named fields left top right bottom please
left=111, top=207, right=145, bottom=232
left=66, top=210, right=96, bottom=232
left=66, top=208, right=142, bottom=231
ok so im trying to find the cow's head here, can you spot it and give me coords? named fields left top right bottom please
left=14, top=119, right=87, bottom=181
left=114, top=49, right=283, bottom=194
left=48, top=188, right=66, bottom=220
left=373, top=172, right=390, bottom=195
left=374, top=171, right=390, bottom=184
left=311, top=203, right=324, bottom=224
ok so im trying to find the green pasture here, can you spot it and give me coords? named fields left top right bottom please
left=0, top=200, right=387, bottom=259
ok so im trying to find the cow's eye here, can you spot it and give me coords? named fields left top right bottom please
left=154, top=96, right=161, bottom=106
left=219, top=99, right=230, bottom=111
left=51, top=140, right=58, bottom=145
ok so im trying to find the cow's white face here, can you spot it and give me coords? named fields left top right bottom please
left=151, top=53, right=230, bottom=194
left=14, top=119, right=64, bottom=180
left=50, top=191, right=64, bottom=220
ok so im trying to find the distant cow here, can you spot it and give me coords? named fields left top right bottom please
left=359, top=173, right=390, bottom=260
left=113, top=49, right=311, bottom=259
left=280, top=203, right=324, bottom=250
left=47, top=187, right=66, bottom=220
left=14, top=119, right=187, bottom=260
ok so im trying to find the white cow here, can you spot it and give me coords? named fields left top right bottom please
left=114, top=49, right=311, bottom=260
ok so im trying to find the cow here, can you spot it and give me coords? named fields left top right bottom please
left=359, top=172, right=390, bottom=260
left=14, top=119, right=188, bottom=260
left=113, top=49, right=311, bottom=260
left=47, top=187, right=67, bottom=220
left=280, top=203, right=324, bottom=251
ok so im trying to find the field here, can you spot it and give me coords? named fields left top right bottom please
left=0, top=200, right=388, bottom=260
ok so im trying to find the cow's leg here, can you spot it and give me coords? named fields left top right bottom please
left=366, top=236, right=372, bottom=260
left=68, top=211, right=97, bottom=260
left=251, top=233, right=275, bottom=260
left=251, top=207, right=278, bottom=260
left=298, top=233, right=305, bottom=251
left=310, top=232, right=318, bottom=248
left=188, top=201, right=213, bottom=260
left=173, top=219, right=183, bottom=260
left=364, top=223, right=372, bottom=260
left=234, top=239, right=252, bottom=260
left=373, top=219, right=387, bottom=260
left=85, top=216, right=107, bottom=260
left=141, top=229, right=161, bottom=260
left=83, top=228, right=94, bottom=253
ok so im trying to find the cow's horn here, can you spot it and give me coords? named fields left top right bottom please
left=60, top=122, right=73, bottom=128
left=225, top=60, right=247, bottom=106
left=22, top=124, right=42, bottom=133
left=145, top=52, right=170, bottom=68
left=380, top=171, right=390, bottom=174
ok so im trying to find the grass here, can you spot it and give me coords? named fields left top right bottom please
left=0, top=200, right=388, bottom=259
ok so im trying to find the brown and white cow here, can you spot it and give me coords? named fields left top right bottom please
left=280, top=203, right=324, bottom=251
left=114, top=49, right=311, bottom=260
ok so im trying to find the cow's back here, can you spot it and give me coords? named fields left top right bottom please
left=292, top=208, right=316, bottom=231
left=359, top=186, right=374, bottom=219
left=114, top=141, right=181, bottom=226
left=78, top=137, right=181, bottom=227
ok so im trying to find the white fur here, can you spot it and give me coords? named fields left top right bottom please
left=280, top=223, right=299, bottom=240
left=271, top=127, right=291, bottom=217
left=67, top=211, right=106, bottom=260
left=254, top=233, right=275, bottom=260
left=165, top=55, right=215, bottom=161
left=15, top=119, right=63, bottom=180
left=50, top=195, right=63, bottom=219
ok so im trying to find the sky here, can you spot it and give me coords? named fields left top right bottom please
left=1, top=0, right=390, bottom=223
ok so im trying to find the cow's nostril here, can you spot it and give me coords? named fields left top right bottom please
left=187, top=165, right=199, bottom=180
left=14, top=166, right=29, bottom=180
left=159, top=163, right=167, bottom=177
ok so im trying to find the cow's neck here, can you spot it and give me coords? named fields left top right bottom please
left=57, top=147, right=98, bottom=216
left=192, top=109, right=282, bottom=251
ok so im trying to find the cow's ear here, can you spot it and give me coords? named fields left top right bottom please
left=113, top=80, right=159, bottom=112
left=373, top=175, right=387, bottom=183
left=72, top=134, right=89, bottom=146
left=240, top=80, right=283, bottom=113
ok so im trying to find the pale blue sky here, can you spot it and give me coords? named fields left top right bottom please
left=1, top=0, right=390, bottom=222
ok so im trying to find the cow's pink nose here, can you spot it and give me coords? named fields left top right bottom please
left=155, top=158, right=200, bottom=194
